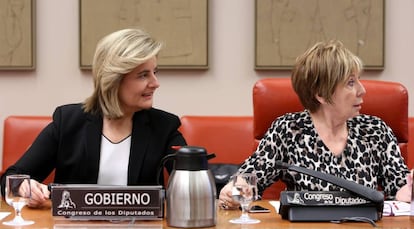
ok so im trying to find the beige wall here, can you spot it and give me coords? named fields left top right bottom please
left=0, top=0, right=413, bottom=166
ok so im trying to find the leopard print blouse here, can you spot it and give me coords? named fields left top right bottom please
left=240, top=110, right=409, bottom=200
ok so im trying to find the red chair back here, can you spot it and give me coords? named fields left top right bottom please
left=2, top=116, right=54, bottom=184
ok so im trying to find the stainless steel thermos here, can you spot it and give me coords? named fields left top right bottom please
left=161, top=146, right=217, bottom=228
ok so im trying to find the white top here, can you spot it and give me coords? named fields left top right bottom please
left=97, top=135, right=131, bottom=185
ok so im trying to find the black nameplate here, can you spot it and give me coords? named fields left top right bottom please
left=280, top=191, right=373, bottom=206
left=279, top=191, right=383, bottom=221
left=51, top=185, right=164, bottom=220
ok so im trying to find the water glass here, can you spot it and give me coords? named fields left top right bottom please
left=229, top=172, right=260, bottom=224
left=3, top=174, right=34, bottom=226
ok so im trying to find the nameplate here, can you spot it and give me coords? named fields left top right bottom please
left=51, top=185, right=164, bottom=220
left=279, top=191, right=383, bottom=221
left=280, top=191, right=373, bottom=206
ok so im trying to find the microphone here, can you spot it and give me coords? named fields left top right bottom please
left=276, top=161, right=384, bottom=222
left=275, top=161, right=384, bottom=203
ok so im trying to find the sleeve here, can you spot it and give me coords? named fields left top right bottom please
left=238, top=117, right=287, bottom=197
left=0, top=108, right=61, bottom=196
left=149, top=110, right=187, bottom=187
left=376, top=119, right=410, bottom=199
left=163, top=115, right=187, bottom=174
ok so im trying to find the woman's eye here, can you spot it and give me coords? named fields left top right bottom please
left=137, top=71, right=149, bottom=79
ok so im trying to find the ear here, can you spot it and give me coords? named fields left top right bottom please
left=315, top=94, right=327, bottom=104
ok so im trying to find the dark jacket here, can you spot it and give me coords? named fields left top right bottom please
left=1, top=103, right=186, bottom=194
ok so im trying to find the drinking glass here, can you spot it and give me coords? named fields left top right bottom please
left=229, top=172, right=260, bottom=224
left=3, top=174, right=34, bottom=226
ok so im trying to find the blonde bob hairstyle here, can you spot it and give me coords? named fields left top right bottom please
left=83, top=28, right=163, bottom=118
left=291, top=40, right=363, bottom=112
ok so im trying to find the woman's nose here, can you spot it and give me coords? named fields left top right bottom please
left=150, top=74, right=160, bottom=88
left=358, top=80, right=366, bottom=96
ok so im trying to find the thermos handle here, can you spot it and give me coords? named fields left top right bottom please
left=207, top=153, right=216, bottom=160
left=156, top=154, right=176, bottom=186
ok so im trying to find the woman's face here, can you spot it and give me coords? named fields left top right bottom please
left=327, top=74, right=366, bottom=120
left=118, top=57, right=160, bottom=114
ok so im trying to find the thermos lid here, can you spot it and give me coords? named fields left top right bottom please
left=175, top=146, right=214, bottom=171
left=176, top=146, right=206, bottom=156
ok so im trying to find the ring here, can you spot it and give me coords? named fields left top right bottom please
left=221, top=200, right=228, bottom=209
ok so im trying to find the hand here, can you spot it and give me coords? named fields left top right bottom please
left=27, top=179, right=50, bottom=208
left=395, top=170, right=412, bottom=202
left=218, top=182, right=240, bottom=210
left=234, top=176, right=253, bottom=199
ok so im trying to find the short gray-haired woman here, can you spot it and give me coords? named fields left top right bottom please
left=219, top=40, right=412, bottom=209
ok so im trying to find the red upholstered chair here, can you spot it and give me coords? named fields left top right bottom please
left=2, top=116, right=54, bottom=184
left=180, top=116, right=254, bottom=164
left=179, top=116, right=254, bottom=195
left=252, top=78, right=409, bottom=199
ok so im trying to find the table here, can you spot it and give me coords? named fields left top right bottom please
left=0, top=200, right=412, bottom=228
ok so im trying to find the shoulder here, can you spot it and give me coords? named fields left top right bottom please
left=277, top=111, right=309, bottom=122
left=273, top=110, right=310, bottom=127
left=54, top=103, right=84, bottom=114
left=269, top=110, right=311, bottom=133
left=349, top=114, right=388, bottom=129
left=136, top=108, right=181, bottom=127
left=52, top=103, right=89, bottom=119
left=52, top=103, right=95, bottom=125
left=349, top=114, right=393, bottom=137
left=145, top=108, right=179, bottom=120
left=146, top=107, right=180, bottom=121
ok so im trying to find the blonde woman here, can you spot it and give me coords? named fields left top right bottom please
left=1, top=28, right=187, bottom=208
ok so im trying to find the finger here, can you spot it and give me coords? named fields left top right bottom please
left=29, top=191, right=48, bottom=208
left=28, top=198, right=43, bottom=208
left=219, top=198, right=233, bottom=210
left=31, top=186, right=46, bottom=202
left=33, top=180, right=50, bottom=198
left=40, top=184, right=50, bottom=198
left=219, top=199, right=228, bottom=209
left=34, top=181, right=50, bottom=198
left=30, top=181, right=48, bottom=201
left=17, top=179, right=31, bottom=197
left=221, top=191, right=233, bottom=202
left=226, top=199, right=239, bottom=209
left=219, top=197, right=239, bottom=210
left=28, top=187, right=45, bottom=207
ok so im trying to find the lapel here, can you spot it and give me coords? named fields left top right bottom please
left=84, top=113, right=103, bottom=183
left=128, top=111, right=150, bottom=184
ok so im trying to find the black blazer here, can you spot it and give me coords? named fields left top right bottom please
left=1, top=103, right=186, bottom=190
